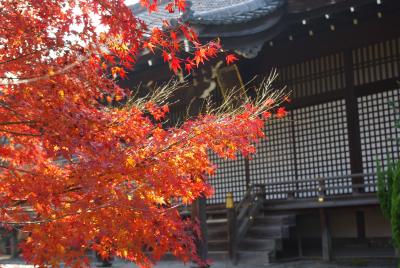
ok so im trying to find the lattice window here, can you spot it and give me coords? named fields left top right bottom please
left=279, top=53, right=345, bottom=99
left=249, top=115, right=296, bottom=200
left=293, top=99, right=352, bottom=197
left=353, top=37, right=400, bottom=86
left=358, top=89, right=400, bottom=192
left=207, top=152, right=247, bottom=205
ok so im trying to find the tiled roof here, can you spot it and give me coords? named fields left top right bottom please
left=189, top=0, right=283, bottom=25
left=130, top=1, right=182, bottom=30
left=130, top=0, right=284, bottom=29
left=129, top=0, right=285, bottom=59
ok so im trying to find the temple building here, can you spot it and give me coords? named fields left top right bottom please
left=123, top=0, right=400, bottom=264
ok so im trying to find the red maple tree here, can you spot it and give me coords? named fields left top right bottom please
left=0, top=0, right=286, bottom=267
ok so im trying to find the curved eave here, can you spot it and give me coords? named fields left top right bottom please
left=193, top=7, right=285, bottom=38
left=201, top=15, right=287, bottom=53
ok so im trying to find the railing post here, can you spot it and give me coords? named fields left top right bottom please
left=318, top=177, right=326, bottom=202
left=226, top=192, right=237, bottom=264
left=259, top=185, right=266, bottom=201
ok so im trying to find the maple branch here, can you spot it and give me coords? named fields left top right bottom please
left=0, top=58, right=86, bottom=86
left=0, top=200, right=28, bottom=209
left=0, top=120, right=36, bottom=125
left=0, top=129, right=41, bottom=136
left=0, top=164, right=40, bottom=176
left=0, top=101, right=27, bottom=119
left=0, top=50, right=41, bottom=65
left=1, top=202, right=182, bottom=226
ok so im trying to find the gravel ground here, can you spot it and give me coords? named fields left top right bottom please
left=0, top=257, right=397, bottom=268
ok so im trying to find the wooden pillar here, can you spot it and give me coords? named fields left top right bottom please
left=192, top=195, right=208, bottom=267
left=344, top=49, right=364, bottom=193
left=319, top=208, right=332, bottom=261
left=244, top=159, right=250, bottom=191
left=356, top=211, right=366, bottom=239
left=226, top=192, right=237, bottom=264
left=297, top=232, right=303, bottom=258
left=10, top=229, right=18, bottom=258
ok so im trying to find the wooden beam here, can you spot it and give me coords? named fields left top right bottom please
left=191, top=196, right=208, bottom=267
left=319, top=208, right=332, bottom=261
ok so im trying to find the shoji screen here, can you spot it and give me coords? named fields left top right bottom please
left=293, top=99, right=352, bottom=197
left=207, top=152, right=247, bottom=204
left=358, top=89, right=400, bottom=192
left=249, top=115, right=296, bottom=200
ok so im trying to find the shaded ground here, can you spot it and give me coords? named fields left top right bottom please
left=0, top=256, right=397, bottom=268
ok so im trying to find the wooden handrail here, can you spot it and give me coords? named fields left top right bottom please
left=250, top=173, right=379, bottom=203
left=259, top=183, right=377, bottom=195
left=235, top=184, right=254, bottom=213
left=259, top=173, right=376, bottom=187
left=226, top=184, right=265, bottom=264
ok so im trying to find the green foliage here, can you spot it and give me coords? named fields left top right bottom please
left=390, top=161, right=400, bottom=249
left=376, top=99, right=400, bottom=255
left=377, top=160, right=393, bottom=219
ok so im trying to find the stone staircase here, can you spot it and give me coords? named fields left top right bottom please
left=206, top=209, right=230, bottom=261
left=238, top=213, right=296, bottom=264
left=206, top=207, right=296, bottom=265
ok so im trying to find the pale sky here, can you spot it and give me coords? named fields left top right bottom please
left=124, top=0, right=139, bottom=6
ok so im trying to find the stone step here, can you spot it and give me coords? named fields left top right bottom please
left=160, top=250, right=230, bottom=262
left=206, top=209, right=227, bottom=218
left=207, top=250, right=230, bottom=262
left=238, top=250, right=276, bottom=265
left=206, top=218, right=227, bottom=226
left=238, top=238, right=278, bottom=251
left=208, top=239, right=228, bottom=251
left=254, top=214, right=296, bottom=226
left=247, top=225, right=290, bottom=239
left=207, top=226, right=227, bottom=239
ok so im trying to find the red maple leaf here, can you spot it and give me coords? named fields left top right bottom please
left=170, top=57, right=181, bottom=73
left=148, top=2, right=158, bottom=13
left=175, top=0, right=186, bottom=12
left=262, top=111, right=272, bottom=119
left=226, top=54, right=238, bottom=65
left=170, top=31, right=177, bottom=40
left=165, top=3, right=174, bottom=13
left=276, top=107, right=288, bottom=118
left=184, top=58, right=194, bottom=73
left=162, top=51, right=170, bottom=62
